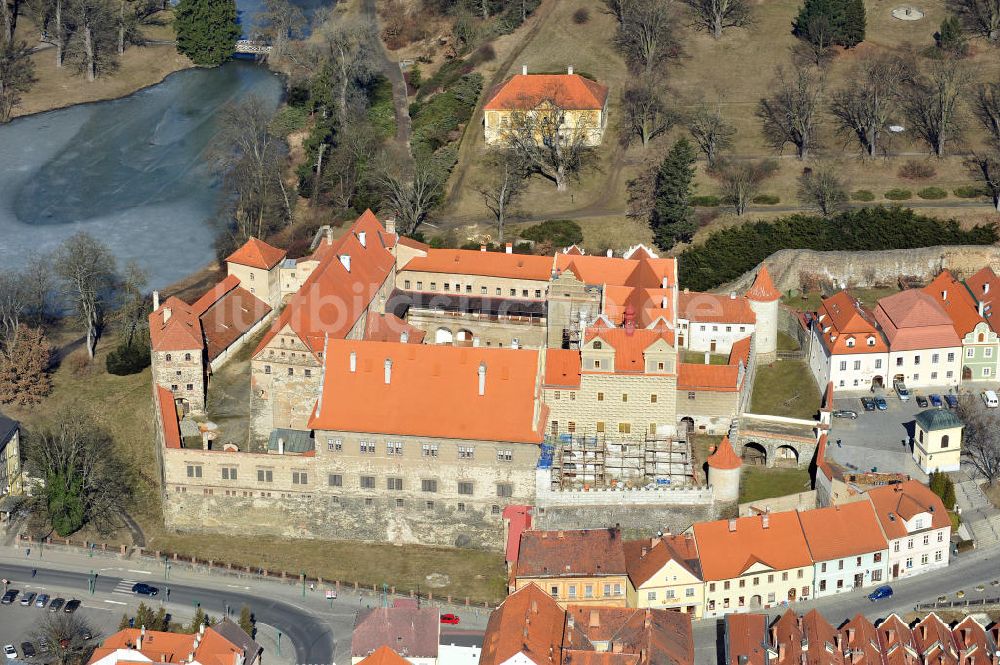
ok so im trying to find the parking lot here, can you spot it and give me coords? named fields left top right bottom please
left=0, top=588, right=120, bottom=662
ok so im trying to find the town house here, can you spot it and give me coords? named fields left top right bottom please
left=797, top=501, right=889, bottom=598
left=867, top=480, right=951, bottom=580
left=624, top=533, right=704, bottom=618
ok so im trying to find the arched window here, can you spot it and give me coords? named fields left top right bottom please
left=941, top=434, right=950, bottom=448
left=867, top=336, right=876, bottom=346
left=184, top=353, right=191, bottom=361
left=979, top=333, right=985, bottom=343
left=846, top=337, right=856, bottom=347
left=165, top=354, right=172, bottom=362
left=593, top=341, right=603, bottom=349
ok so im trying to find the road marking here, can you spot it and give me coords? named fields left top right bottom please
left=127, top=570, right=151, bottom=575
left=226, top=585, right=250, bottom=590
left=104, top=600, right=127, bottom=605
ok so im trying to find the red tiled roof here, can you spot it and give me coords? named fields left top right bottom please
left=545, top=349, right=582, bottom=387
left=800, top=610, right=842, bottom=665
left=677, top=364, right=740, bottom=392
left=199, top=285, right=271, bottom=361
left=730, top=335, right=752, bottom=367
left=724, top=614, right=769, bottom=665
left=692, top=512, right=813, bottom=581
left=912, top=614, right=958, bottom=665
left=706, top=436, right=742, bottom=470
left=562, top=606, right=694, bottom=665
left=355, top=647, right=411, bottom=665
left=839, top=615, right=883, bottom=665
left=965, top=267, right=1000, bottom=333
left=873, top=290, right=961, bottom=351
left=401, top=249, right=553, bottom=281
left=479, top=584, right=565, bottom=665
left=225, top=237, right=286, bottom=270
left=308, top=340, right=544, bottom=444
left=624, top=535, right=701, bottom=587
left=866, top=480, right=950, bottom=540
left=877, top=615, right=920, bottom=665
left=678, top=291, right=756, bottom=324
left=746, top=265, right=781, bottom=302
left=798, top=501, right=887, bottom=561
left=771, top=610, right=804, bottom=665
left=351, top=607, right=440, bottom=659
left=156, top=385, right=181, bottom=449
left=516, top=528, right=627, bottom=578
left=951, top=617, right=993, bottom=665
left=923, top=271, right=986, bottom=338
left=814, top=291, right=888, bottom=355
left=149, top=297, right=202, bottom=352
left=191, top=275, right=240, bottom=316
left=484, top=73, right=609, bottom=111
left=363, top=313, right=426, bottom=344
left=88, top=623, right=251, bottom=665
left=584, top=326, right=675, bottom=373
left=503, top=505, right=533, bottom=565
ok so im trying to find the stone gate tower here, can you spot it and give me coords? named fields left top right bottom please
left=745, top=264, right=781, bottom=363
left=707, top=435, right=742, bottom=503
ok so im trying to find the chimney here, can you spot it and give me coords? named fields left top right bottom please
left=985, top=282, right=991, bottom=294
left=152, top=291, right=160, bottom=311
left=887, top=629, right=896, bottom=643
left=506, top=242, right=513, bottom=254
left=188, top=654, right=194, bottom=663
left=589, top=610, right=600, bottom=628
left=325, top=226, right=334, bottom=245
left=339, top=254, right=351, bottom=272
left=942, top=290, right=948, bottom=300
left=980, top=301, right=985, bottom=316
left=662, top=277, right=668, bottom=289
left=606, top=249, right=613, bottom=258
left=522, top=64, right=528, bottom=75
left=704, top=351, right=710, bottom=365
left=567, top=614, right=575, bottom=630
left=779, top=645, right=786, bottom=662
left=568, top=65, right=574, bottom=75
left=478, top=361, right=487, bottom=396
left=847, top=628, right=855, bottom=643
left=662, top=296, right=668, bottom=309
left=762, top=512, right=770, bottom=529
left=137, top=626, right=144, bottom=651
left=358, top=231, right=367, bottom=248
left=401, top=331, right=409, bottom=343
left=384, top=358, right=392, bottom=384
left=277, top=438, right=284, bottom=455
left=612, top=642, right=624, bottom=654
left=641, top=546, right=647, bottom=557
left=350, top=351, right=357, bottom=373
left=728, top=518, right=737, bottom=532
left=730, top=291, right=736, bottom=299
left=558, top=530, right=565, bottom=538
left=385, top=218, right=396, bottom=235
left=480, top=244, right=487, bottom=252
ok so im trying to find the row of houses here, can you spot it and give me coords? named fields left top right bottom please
left=807, top=269, right=1000, bottom=391
left=510, top=476, right=950, bottom=619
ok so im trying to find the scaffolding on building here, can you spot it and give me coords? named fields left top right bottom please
left=544, top=430, right=694, bottom=490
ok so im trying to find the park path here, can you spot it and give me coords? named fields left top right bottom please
left=362, top=0, right=413, bottom=174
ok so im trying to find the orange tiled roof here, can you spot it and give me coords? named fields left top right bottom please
left=624, top=534, right=701, bottom=587
left=584, top=325, right=674, bottom=373
left=873, top=290, right=961, bottom=351
left=877, top=615, right=920, bottom=665
left=923, top=271, right=986, bottom=338
left=562, top=606, right=694, bottom=665
left=965, top=267, right=1000, bottom=333
left=400, top=248, right=554, bottom=282
left=678, top=291, right=756, bottom=324
left=363, top=313, right=426, bottom=344
left=798, top=501, right=887, bottom=562
left=156, top=385, right=181, bottom=449
left=839, top=615, right=883, bottom=665
left=912, top=614, right=958, bottom=665
left=724, top=614, right=769, bottom=665
left=479, top=584, right=565, bottom=665
left=149, top=297, right=202, bottom=352
left=88, top=624, right=250, bottom=665
left=355, top=647, right=411, bottom=665
left=800, top=610, right=842, bottom=665
left=484, top=73, right=609, bottom=111
left=706, top=436, right=742, bottom=470
left=198, top=284, right=271, bottom=362
left=692, top=512, right=813, bottom=581
left=951, top=617, right=993, bottom=665
left=545, top=349, right=582, bottom=387
left=866, top=480, right=950, bottom=540
left=225, top=237, right=286, bottom=270
left=677, top=364, right=740, bottom=392
left=516, top=528, right=627, bottom=578
left=745, top=265, right=781, bottom=302
left=813, top=291, right=887, bottom=355
left=771, top=610, right=804, bottom=665
left=308, top=340, right=544, bottom=444
left=730, top=335, right=752, bottom=367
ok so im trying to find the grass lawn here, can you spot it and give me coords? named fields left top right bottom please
left=681, top=350, right=729, bottom=365
left=750, top=360, right=822, bottom=420
left=777, top=332, right=800, bottom=352
left=739, top=466, right=813, bottom=504
left=782, top=286, right=902, bottom=313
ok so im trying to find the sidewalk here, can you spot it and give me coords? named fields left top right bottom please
left=953, top=471, right=1000, bottom=548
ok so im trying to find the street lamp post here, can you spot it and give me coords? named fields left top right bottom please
left=301, top=572, right=306, bottom=598
left=276, top=631, right=282, bottom=656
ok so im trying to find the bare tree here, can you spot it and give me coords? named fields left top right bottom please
left=65, top=0, right=118, bottom=81
left=313, top=18, right=377, bottom=125
left=602, top=0, right=628, bottom=24
left=114, top=0, right=159, bottom=56
left=686, top=101, right=735, bottom=166
left=500, top=98, right=593, bottom=191
left=1, top=0, right=17, bottom=44
left=792, top=13, right=835, bottom=67
left=966, top=151, right=1000, bottom=211
left=252, top=0, right=305, bottom=62
left=797, top=166, right=848, bottom=215
left=957, top=395, right=1000, bottom=486
left=322, top=117, right=378, bottom=211
left=621, top=77, right=674, bottom=148
left=32, top=605, right=99, bottom=665
left=112, top=261, right=148, bottom=348
left=53, top=232, right=117, bottom=360
left=0, top=270, right=27, bottom=351
left=0, top=37, right=35, bottom=122
left=614, top=0, right=681, bottom=74
left=21, top=252, right=55, bottom=325
left=950, top=0, right=1000, bottom=41
left=477, top=150, right=528, bottom=243
left=683, top=0, right=751, bottom=38
left=0, top=324, right=51, bottom=406
left=829, top=56, right=909, bottom=158
left=902, top=59, right=970, bottom=157
left=718, top=158, right=778, bottom=214
left=973, top=82, right=1000, bottom=146
left=376, top=153, right=445, bottom=236
left=758, top=65, right=824, bottom=159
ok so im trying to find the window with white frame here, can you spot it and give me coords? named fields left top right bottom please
left=422, top=443, right=439, bottom=457
left=458, top=446, right=475, bottom=459
left=386, top=441, right=403, bottom=456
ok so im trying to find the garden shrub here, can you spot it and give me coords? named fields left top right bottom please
left=691, top=195, right=721, bottom=207
left=884, top=188, right=912, bottom=200
left=106, top=343, right=151, bottom=376
left=573, top=7, right=590, bottom=23
left=521, top=219, right=584, bottom=246
left=899, top=160, right=937, bottom=180
left=752, top=194, right=780, bottom=205
left=851, top=189, right=875, bottom=201
left=917, top=186, right=948, bottom=200
left=954, top=185, right=990, bottom=198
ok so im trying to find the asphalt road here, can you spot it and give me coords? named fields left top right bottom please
left=0, top=563, right=335, bottom=665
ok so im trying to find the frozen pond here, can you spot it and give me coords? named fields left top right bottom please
left=0, top=60, right=284, bottom=289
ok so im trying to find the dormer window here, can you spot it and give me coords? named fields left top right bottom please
left=593, top=341, right=602, bottom=349
left=867, top=336, right=876, bottom=346
left=846, top=337, right=855, bottom=347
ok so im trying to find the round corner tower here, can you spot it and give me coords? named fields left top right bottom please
left=746, top=264, right=781, bottom=363
left=707, top=436, right=742, bottom=503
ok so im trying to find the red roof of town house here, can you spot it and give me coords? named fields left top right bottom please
left=503, top=505, right=533, bottom=565
left=724, top=614, right=769, bottom=665
left=351, top=606, right=440, bottom=660
left=401, top=249, right=554, bottom=282
left=706, top=436, right=742, bottom=470
left=800, top=610, right=843, bottom=665
left=912, top=614, right=958, bottom=665
left=225, top=237, right=287, bottom=270
left=363, top=313, right=426, bottom=344
left=562, top=606, right=695, bottom=665
left=692, top=512, right=813, bottom=581
left=584, top=325, right=675, bottom=373
left=839, top=615, right=883, bottom=665
left=965, top=266, right=1000, bottom=332
left=149, top=297, right=202, bottom=352
left=624, top=534, right=702, bottom=587
left=771, top=610, right=804, bottom=665
left=923, top=271, right=986, bottom=338
left=197, top=285, right=272, bottom=362
left=156, top=385, right=182, bottom=449
left=814, top=291, right=888, bottom=355
left=873, top=290, right=961, bottom=351
left=479, top=584, right=566, bottom=665
left=746, top=265, right=781, bottom=302
left=679, top=291, right=756, bottom=324
left=354, top=647, right=412, bottom=665
left=484, top=73, right=609, bottom=111
left=952, top=617, right=994, bottom=665
left=253, top=210, right=396, bottom=356
left=866, top=480, right=950, bottom=540
left=544, top=348, right=582, bottom=387
left=797, top=501, right=887, bottom=561
left=88, top=620, right=259, bottom=665
left=308, top=340, right=545, bottom=444
left=877, top=615, right=920, bottom=665
left=677, top=364, right=740, bottom=392
left=516, top=528, right=628, bottom=579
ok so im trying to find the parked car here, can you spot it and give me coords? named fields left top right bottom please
left=3, top=645, right=16, bottom=660
left=944, top=393, right=959, bottom=408
left=48, top=598, right=65, bottom=612
left=983, top=390, right=999, bottom=408
left=131, top=583, right=159, bottom=597
left=861, top=397, right=876, bottom=411
left=875, top=396, right=888, bottom=411
left=35, top=594, right=49, bottom=608
left=930, top=394, right=943, bottom=408
left=868, top=585, right=894, bottom=601
left=1, top=590, right=18, bottom=605
left=440, top=613, right=461, bottom=625
left=894, top=381, right=910, bottom=400
left=832, top=409, right=858, bottom=419
left=20, top=643, right=35, bottom=659
left=916, top=395, right=929, bottom=408
left=20, top=592, right=36, bottom=607
left=64, top=599, right=81, bottom=613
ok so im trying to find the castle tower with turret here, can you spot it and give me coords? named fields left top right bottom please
left=707, top=435, right=742, bottom=503
left=745, top=264, right=781, bottom=363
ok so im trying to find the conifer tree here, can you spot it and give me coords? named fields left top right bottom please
left=793, top=0, right=866, bottom=50
left=650, top=137, right=697, bottom=249
left=174, top=0, right=239, bottom=66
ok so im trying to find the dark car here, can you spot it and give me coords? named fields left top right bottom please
left=861, top=397, right=876, bottom=411
left=35, top=594, right=50, bottom=608
left=131, top=583, right=159, bottom=597
left=833, top=409, right=858, bottom=419
left=945, top=394, right=959, bottom=408
left=440, top=613, right=461, bottom=625
left=1, top=590, right=18, bottom=605
left=63, top=599, right=81, bottom=613
left=916, top=395, right=929, bottom=408
left=48, top=598, right=65, bottom=612
left=930, top=394, right=943, bottom=407
left=868, top=585, right=894, bottom=601
left=20, top=643, right=35, bottom=659
left=875, top=396, right=888, bottom=411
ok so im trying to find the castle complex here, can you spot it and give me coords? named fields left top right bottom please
left=150, top=211, right=782, bottom=548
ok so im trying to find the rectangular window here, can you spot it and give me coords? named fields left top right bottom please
left=495, top=288, right=501, bottom=296
left=497, top=483, right=513, bottom=498
left=782, top=572, right=788, bottom=581
left=688, top=392, right=696, bottom=400
left=819, top=580, right=827, bottom=591
left=854, top=360, right=861, bottom=370
left=425, top=501, right=434, bottom=510
left=622, top=393, right=628, bottom=402
left=686, top=587, right=695, bottom=597
left=935, top=550, right=943, bottom=561
left=666, top=589, right=675, bottom=599
left=360, top=440, right=376, bottom=455
left=430, top=282, right=436, bottom=290
left=647, top=591, right=656, bottom=601
left=458, top=446, right=475, bottom=459
left=458, top=481, right=474, bottom=495
left=481, top=286, right=487, bottom=295
left=456, top=502, right=465, bottom=511
left=327, top=437, right=342, bottom=452
left=535, top=290, right=542, bottom=298
left=387, top=477, right=403, bottom=491
left=874, top=552, right=882, bottom=562
left=551, top=420, right=559, bottom=435
left=328, top=474, right=343, bottom=487
left=264, top=365, right=271, bottom=374
left=421, top=479, right=438, bottom=492
left=292, top=471, right=308, bottom=485
left=584, top=585, right=593, bottom=598
left=596, top=422, right=605, bottom=433
left=417, top=281, right=423, bottom=290
left=897, top=357, right=904, bottom=366
left=985, top=367, right=993, bottom=377
left=497, top=449, right=513, bottom=462
left=875, top=359, right=883, bottom=369
left=967, top=347, right=975, bottom=358
left=948, top=352, right=955, bottom=362
left=921, top=553, right=928, bottom=565
left=597, top=392, right=604, bottom=401
left=186, top=465, right=202, bottom=478
left=304, top=369, right=311, bottom=378
left=422, top=443, right=439, bottom=457
left=986, top=347, right=994, bottom=358
left=568, top=586, right=576, bottom=598
left=872, top=569, right=882, bottom=582
left=257, top=469, right=273, bottom=483
left=932, top=353, right=939, bottom=363
left=404, top=280, right=411, bottom=289
left=840, top=361, right=847, bottom=371
left=568, top=422, right=576, bottom=433
left=397, top=498, right=405, bottom=508
left=914, top=355, right=921, bottom=365
left=360, top=475, right=375, bottom=489
left=619, top=423, right=631, bottom=434
left=221, top=467, right=237, bottom=480
left=386, top=441, right=403, bottom=456
left=287, top=367, right=294, bottom=376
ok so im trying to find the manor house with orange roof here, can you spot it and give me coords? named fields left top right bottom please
left=150, top=211, right=780, bottom=548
